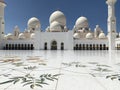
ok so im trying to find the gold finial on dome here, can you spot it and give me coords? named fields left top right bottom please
left=56, top=8, right=60, bottom=11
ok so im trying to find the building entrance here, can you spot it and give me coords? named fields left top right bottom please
left=51, top=41, right=57, bottom=50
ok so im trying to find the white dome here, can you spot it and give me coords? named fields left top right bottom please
left=4, top=35, right=7, bottom=39
left=49, top=10, right=66, bottom=26
left=50, top=21, right=62, bottom=32
left=86, top=33, right=93, bottom=39
left=73, top=33, right=80, bottom=39
left=28, top=17, right=41, bottom=30
left=99, top=32, right=106, bottom=39
left=6, top=33, right=14, bottom=40
left=31, top=33, right=35, bottom=39
left=7, top=33, right=13, bottom=36
left=75, top=16, right=89, bottom=29
left=18, top=33, right=25, bottom=39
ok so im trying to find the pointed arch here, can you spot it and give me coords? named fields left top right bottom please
left=51, top=40, right=57, bottom=50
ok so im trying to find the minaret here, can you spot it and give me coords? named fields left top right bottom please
left=106, top=0, right=117, bottom=50
left=0, top=0, right=6, bottom=39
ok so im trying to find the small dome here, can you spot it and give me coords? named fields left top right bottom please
left=7, top=33, right=13, bottom=36
left=99, top=32, right=106, bottom=39
left=31, top=33, right=35, bottom=39
left=73, top=33, right=80, bottom=39
left=75, top=16, right=89, bottom=29
left=28, top=17, right=41, bottom=30
left=86, top=33, right=93, bottom=39
left=6, top=33, right=14, bottom=40
left=18, top=33, right=25, bottom=39
left=4, top=35, right=7, bottom=39
left=50, top=21, right=62, bottom=32
left=49, top=10, right=66, bottom=26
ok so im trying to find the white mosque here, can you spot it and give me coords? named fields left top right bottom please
left=0, top=0, right=119, bottom=50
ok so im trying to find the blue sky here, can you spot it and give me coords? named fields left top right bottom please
left=4, top=0, right=120, bottom=34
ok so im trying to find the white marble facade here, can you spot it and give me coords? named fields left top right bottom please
left=0, top=0, right=119, bottom=50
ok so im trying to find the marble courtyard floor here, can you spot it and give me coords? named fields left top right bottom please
left=0, top=50, right=120, bottom=90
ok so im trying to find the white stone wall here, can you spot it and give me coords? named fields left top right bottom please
left=35, top=31, right=73, bottom=50
left=115, top=38, right=120, bottom=47
left=2, top=39, right=34, bottom=46
left=74, top=39, right=109, bottom=47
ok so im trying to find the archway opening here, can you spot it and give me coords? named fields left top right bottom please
left=76, top=44, right=78, bottom=50
left=86, top=44, right=88, bottom=50
left=83, top=44, right=85, bottom=50
left=18, top=44, right=20, bottom=50
left=61, top=42, right=64, bottom=50
left=51, top=41, right=57, bottom=50
left=25, top=44, right=27, bottom=50
left=28, top=44, right=30, bottom=50
left=90, top=44, right=92, bottom=50
left=103, top=44, right=106, bottom=50
left=44, top=42, right=47, bottom=50
left=21, top=44, right=24, bottom=50
left=79, top=44, right=81, bottom=50
left=9, top=44, right=11, bottom=50
left=6, top=44, right=8, bottom=50
left=100, top=44, right=102, bottom=50
left=96, top=44, right=99, bottom=50
left=15, top=44, right=17, bottom=50
left=93, top=44, right=95, bottom=50
left=31, top=44, right=34, bottom=50
left=12, top=44, right=14, bottom=50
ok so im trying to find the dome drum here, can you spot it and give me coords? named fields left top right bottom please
left=6, top=33, right=14, bottom=40
left=50, top=21, right=62, bottom=32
